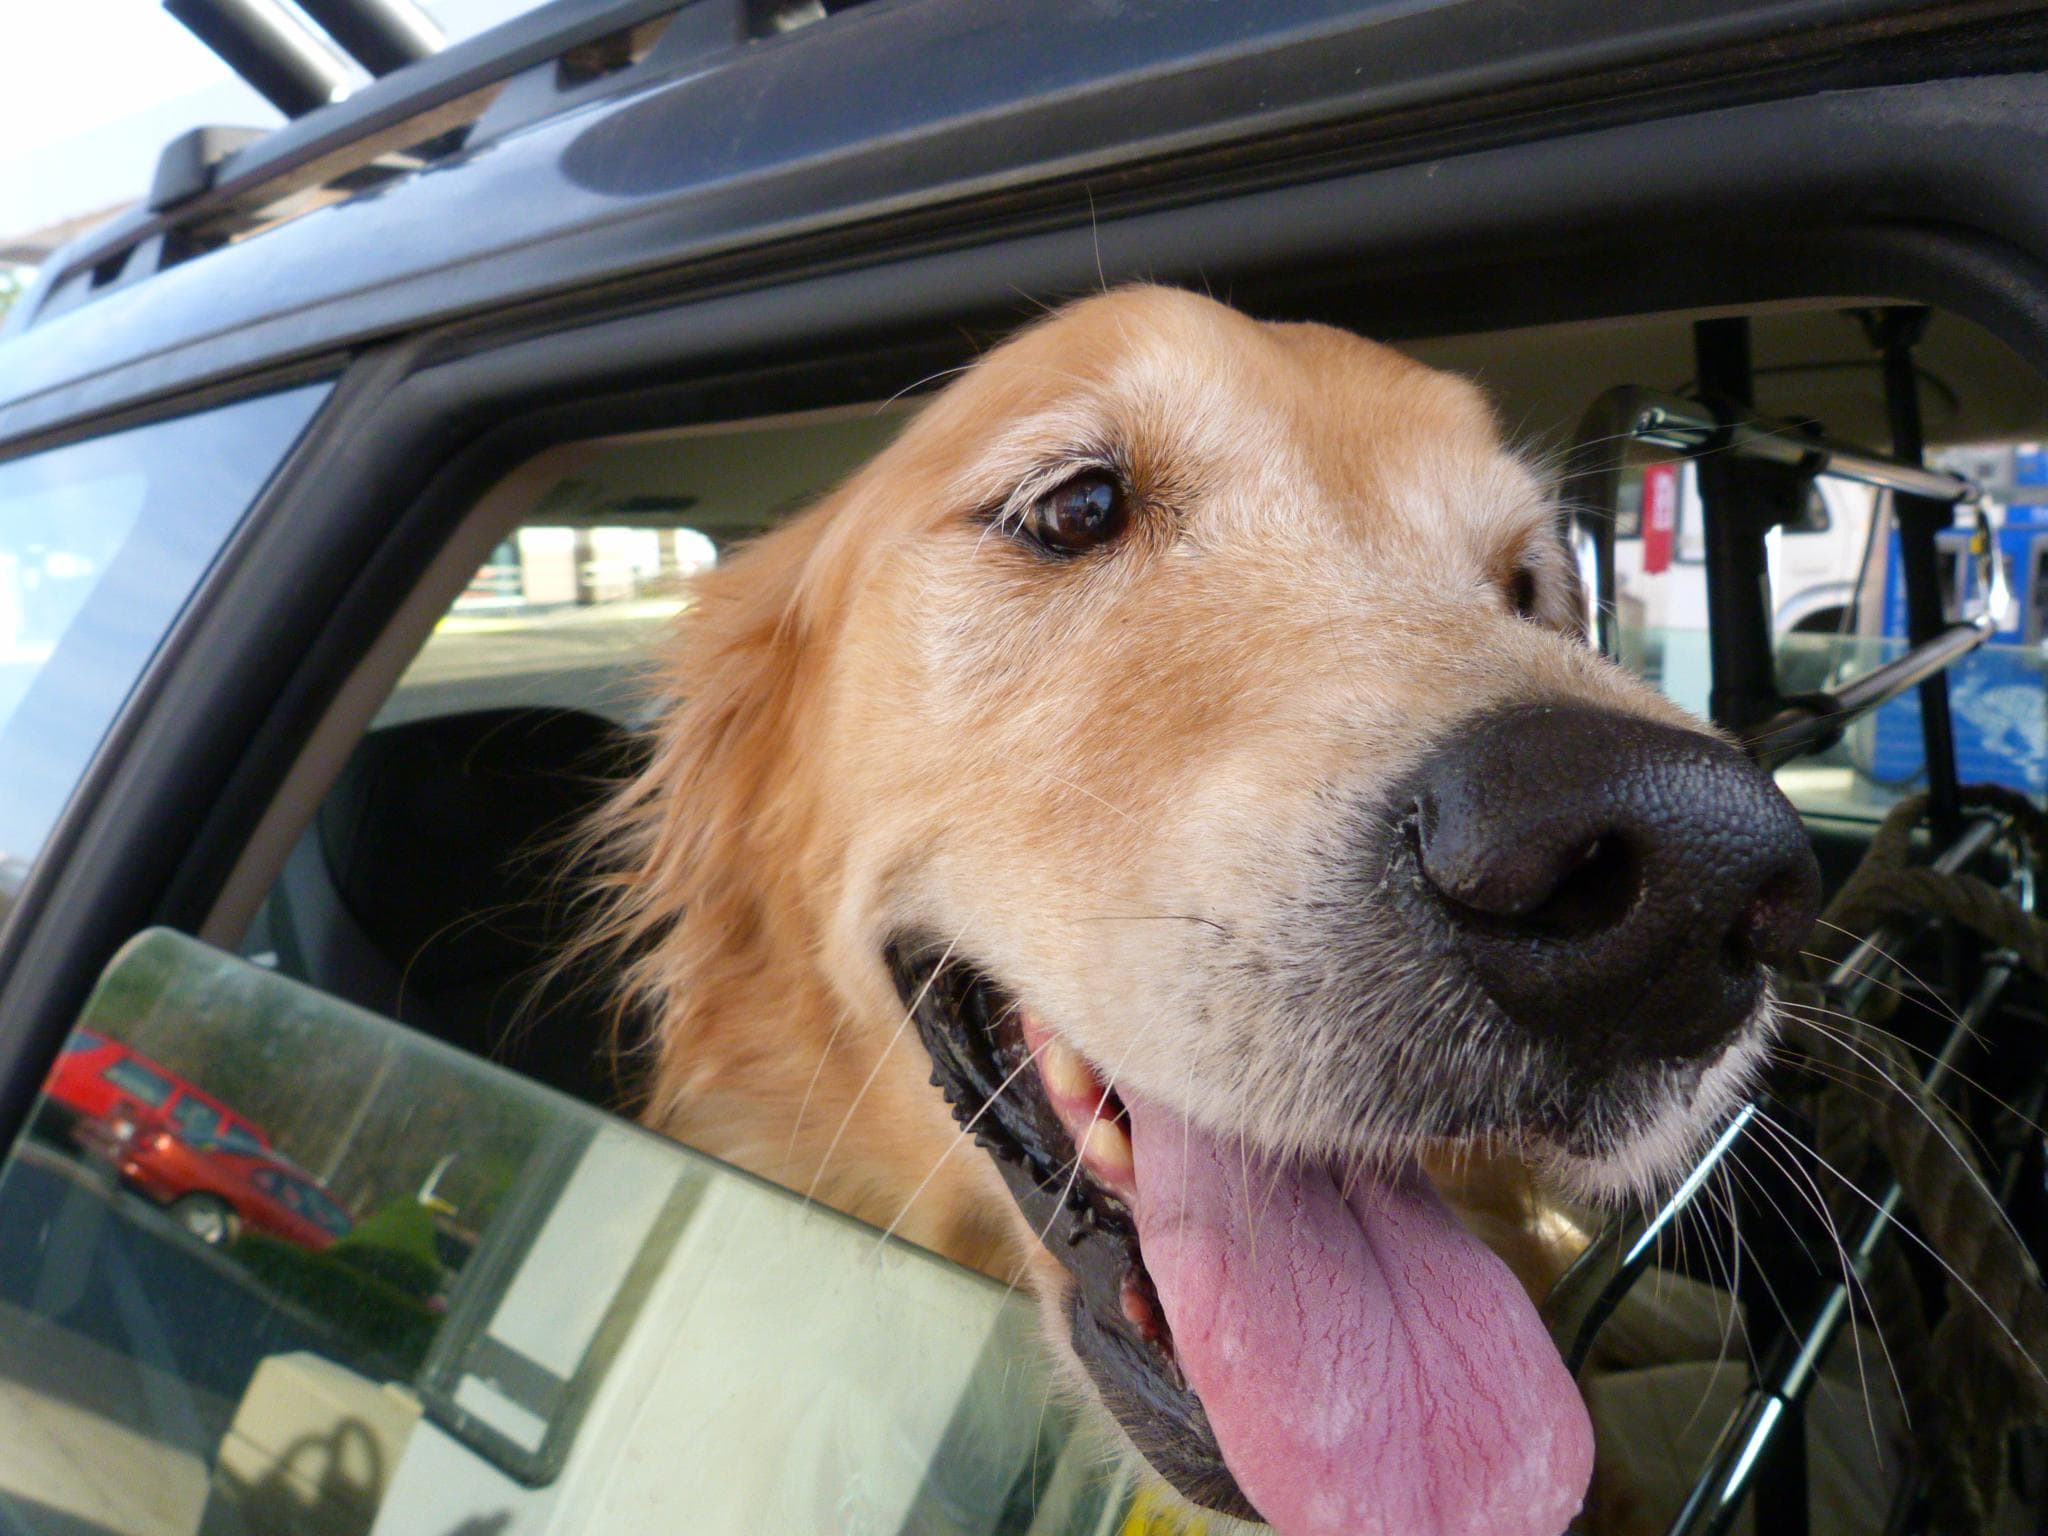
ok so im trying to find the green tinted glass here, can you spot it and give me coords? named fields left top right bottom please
left=0, top=930, right=1137, bottom=1536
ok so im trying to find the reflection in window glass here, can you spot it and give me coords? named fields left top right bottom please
left=0, top=930, right=1123, bottom=1536
left=0, top=468, right=145, bottom=729
left=0, top=383, right=330, bottom=921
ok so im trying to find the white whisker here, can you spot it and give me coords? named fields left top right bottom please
left=805, top=930, right=965, bottom=1207
left=1753, top=1106, right=2048, bottom=1396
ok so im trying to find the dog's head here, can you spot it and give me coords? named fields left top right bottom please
left=608, top=287, right=1820, bottom=1536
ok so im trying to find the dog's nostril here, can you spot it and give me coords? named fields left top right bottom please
left=1417, top=804, right=1639, bottom=938
left=1524, top=833, right=1638, bottom=939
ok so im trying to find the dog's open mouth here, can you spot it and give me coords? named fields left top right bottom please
left=887, top=942, right=1596, bottom=1536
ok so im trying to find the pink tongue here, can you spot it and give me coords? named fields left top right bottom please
left=1125, top=1096, right=1594, bottom=1536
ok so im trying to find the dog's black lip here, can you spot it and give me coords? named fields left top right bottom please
left=883, top=938, right=1258, bottom=1523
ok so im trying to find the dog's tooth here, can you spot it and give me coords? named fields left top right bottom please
left=1037, top=1032, right=1101, bottom=1105
left=1081, top=1117, right=1135, bottom=1180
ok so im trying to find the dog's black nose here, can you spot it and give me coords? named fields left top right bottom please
left=1409, top=703, right=1820, bottom=1062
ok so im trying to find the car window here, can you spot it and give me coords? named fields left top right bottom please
left=0, top=384, right=330, bottom=932
left=1403, top=306, right=2046, bottom=827
left=373, top=410, right=903, bottom=732
left=260, top=1166, right=354, bottom=1236
left=215, top=1121, right=265, bottom=1155
left=167, top=1096, right=223, bottom=1143
left=98, top=1054, right=174, bottom=1107
left=0, top=929, right=1127, bottom=1535
left=290, top=1176, right=353, bottom=1236
left=1609, top=445, right=2048, bottom=823
left=378, top=517, right=711, bottom=729
left=59, top=1030, right=101, bottom=1055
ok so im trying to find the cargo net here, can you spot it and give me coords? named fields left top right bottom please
left=1566, top=785, right=2048, bottom=1536
left=1780, top=785, right=2048, bottom=1533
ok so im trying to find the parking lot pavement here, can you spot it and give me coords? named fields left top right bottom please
left=0, top=1296, right=220, bottom=1536
left=378, top=602, right=680, bottom=726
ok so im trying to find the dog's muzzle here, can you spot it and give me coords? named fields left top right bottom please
left=894, top=702, right=1823, bottom=1536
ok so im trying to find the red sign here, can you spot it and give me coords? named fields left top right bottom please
left=1642, top=461, right=1677, bottom=575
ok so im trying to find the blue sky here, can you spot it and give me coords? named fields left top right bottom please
left=1, top=0, right=538, bottom=249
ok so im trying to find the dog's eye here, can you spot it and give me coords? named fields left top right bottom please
left=1509, top=567, right=1540, bottom=620
left=1023, top=472, right=1129, bottom=556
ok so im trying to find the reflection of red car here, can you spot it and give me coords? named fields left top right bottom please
left=94, top=1113, right=353, bottom=1250
left=41, top=1028, right=270, bottom=1157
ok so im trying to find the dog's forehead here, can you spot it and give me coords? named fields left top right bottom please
left=927, top=289, right=1543, bottom=539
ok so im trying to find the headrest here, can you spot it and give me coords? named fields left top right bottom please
left=319, top=708, right=643, bottom=993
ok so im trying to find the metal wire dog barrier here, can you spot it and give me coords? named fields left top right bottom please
left=1543, top=307, right=2048, bottom=1536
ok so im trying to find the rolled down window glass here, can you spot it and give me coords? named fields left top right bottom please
left=0, top=929, right=1134, bottom=1535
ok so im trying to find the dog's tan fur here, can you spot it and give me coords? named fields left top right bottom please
left=594, top=286, right=1724, bottom=1417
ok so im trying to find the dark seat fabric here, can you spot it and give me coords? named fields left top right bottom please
left=272, top=708, right=651, bottom=1110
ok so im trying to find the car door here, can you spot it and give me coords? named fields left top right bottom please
left=3, top=11, right=2048, bottom=1534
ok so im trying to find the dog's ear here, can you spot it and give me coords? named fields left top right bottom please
left=584, top=483, right=1011, bottom=1263
left=582, top=496, right=847, bottom=1114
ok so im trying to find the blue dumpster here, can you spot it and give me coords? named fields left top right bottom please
left=1864, top=475, right=2048, bottom=792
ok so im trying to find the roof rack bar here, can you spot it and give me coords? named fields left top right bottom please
left=297, top=0, right=443, bottom=77
left=1744, top=613, right=1994, bottom=768
left=36, top=0, right=686, bottom=311
left=1562, top=381, right=1988, bottom=766
left=164, top=0, right=354, bottom=119
left=1560, top=384, right=1979, bottom=671
left=1746, top=500, right=2006, bottom=768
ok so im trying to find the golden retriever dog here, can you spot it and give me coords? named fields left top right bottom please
left=590, top=286, right=1820, bottom=1536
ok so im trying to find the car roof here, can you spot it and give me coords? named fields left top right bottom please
left=0, top=0, right=2022, bottom=445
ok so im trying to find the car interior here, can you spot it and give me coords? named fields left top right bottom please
left=8, top=2, right=2048, bottom=1531
left=218, top=297, right=2048, bottom=1108
left=225, top=407, right=912, bottom=1111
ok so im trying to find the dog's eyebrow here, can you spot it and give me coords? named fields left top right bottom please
left=948, top=404, right=1120, bottom=511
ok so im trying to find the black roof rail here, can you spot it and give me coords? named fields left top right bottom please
left=31, top=0, right=726, bottom=322
left=148, top=126, right=271, bottom=212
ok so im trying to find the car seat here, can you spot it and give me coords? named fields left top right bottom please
left=254, top=708, right=650, bottom=1110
